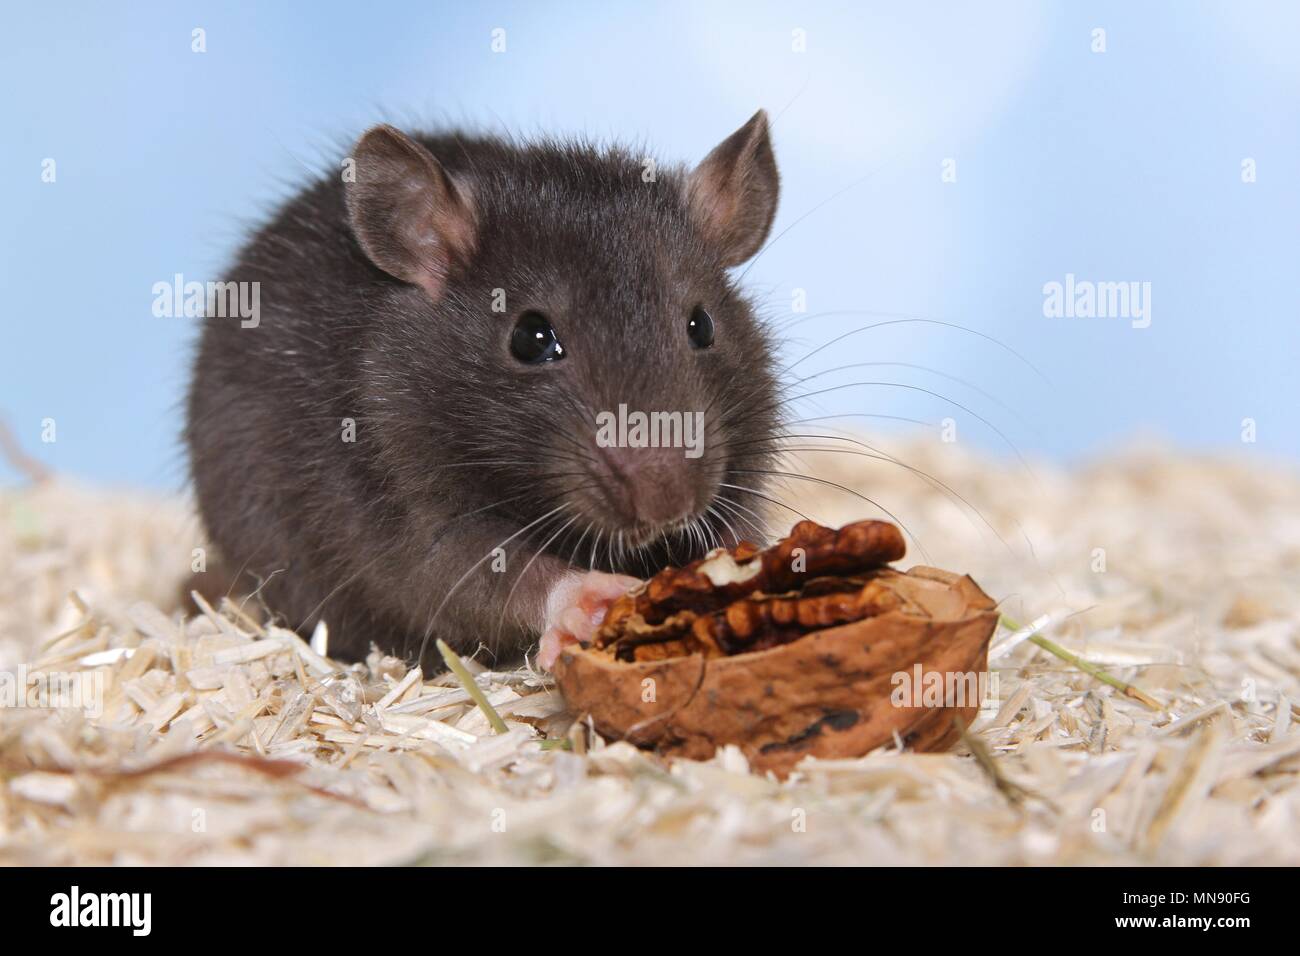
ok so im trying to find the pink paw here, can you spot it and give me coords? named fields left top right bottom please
left=537, top=570, right=642, bottom=670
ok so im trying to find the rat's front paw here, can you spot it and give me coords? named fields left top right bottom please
left=537, top=570, right=642, bottom=670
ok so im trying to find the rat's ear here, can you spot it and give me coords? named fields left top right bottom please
left=344, top=124, right=477, bottom=300
left=687, top=110, right=779, bottom=267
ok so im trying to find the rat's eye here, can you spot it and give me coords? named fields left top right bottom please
left=687, top=305, right=715, bottom=349
left=510, top=311, right=565, bottom=364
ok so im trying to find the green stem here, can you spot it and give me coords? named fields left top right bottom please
left=436, top=639, right=510, bottom=734
left=999, top=615, right=1162, bottom=711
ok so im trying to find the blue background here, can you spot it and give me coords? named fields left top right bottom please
left=3, top=1, right=1298, bottom=489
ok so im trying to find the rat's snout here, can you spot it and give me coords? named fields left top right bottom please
left=594, top=443, right=699, bottom=530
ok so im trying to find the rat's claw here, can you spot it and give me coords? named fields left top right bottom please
left=537, top=570, right=642, bottom=670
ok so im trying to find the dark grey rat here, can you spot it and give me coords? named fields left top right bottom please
left=185, top=111, right=783, bottom=670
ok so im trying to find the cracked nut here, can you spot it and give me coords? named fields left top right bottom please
left=553, top=519, right=999, bottom=777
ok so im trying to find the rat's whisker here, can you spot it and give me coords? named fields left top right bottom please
left=494, top=513, right=580, bottom=647
left=681, top=516, right=698, bottom=556
left=702, top=512, right=722, bottom=548
left=790, top=361, right=1038, bottom=436
left=777, top=313, right=1051, bottom=386
left=713, top=493, right=774, bottom=543
left=757, top=443, right=1015, bottom=556
left=715, top=429, right=1001, bottom=534
left=295, top=491, right=533, bottom=632
left=567, top=520, right=595, bottom=570
left=715, top=480, right=814, bottom=524
left=730, top=468, right=933, bottom=566
left=786, top=412, right=935, bottom=430
left=771, top=380, right=1038, bottom=485
left=705, top=502, right=741, bottom=549
left=658, top=525, right=677, bottom=566
left=693, top=512, right=717, bottom=552
left=416, top=502, right=570, bottom=666
left=701, top=514, right=717, bottom=551
left=683, top=514, right=701, bottom=555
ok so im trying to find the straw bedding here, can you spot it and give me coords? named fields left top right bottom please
left=2, top=439, right=1298, bottom=865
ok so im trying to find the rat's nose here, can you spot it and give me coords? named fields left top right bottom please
left=596, top=443, right=697, bottom=527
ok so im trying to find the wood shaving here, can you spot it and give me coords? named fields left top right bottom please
left=1, top=439, right=1298, bottom=864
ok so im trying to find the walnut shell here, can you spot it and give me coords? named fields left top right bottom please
left=554, top=566, right=998, bottom=777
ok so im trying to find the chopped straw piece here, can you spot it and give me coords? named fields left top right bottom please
left=2, top=438, right=1298, bottom=865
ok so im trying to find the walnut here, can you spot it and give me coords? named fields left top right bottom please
left=553, top=519, right=1000, bottom=778
left=695, top=577, right=904, bottom=655
left=617, top=519, right=904, bottom=626
left=596, top=519, right=906, bottom=662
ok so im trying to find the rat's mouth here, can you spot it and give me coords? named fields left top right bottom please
left=609, top=508, right=738, bottom=563
left=592, top=515, right=689, bottom=555
left=561, top=509, right=722, bottom=579
left=625, top=514, right=699, bottom=550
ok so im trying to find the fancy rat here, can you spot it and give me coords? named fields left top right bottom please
left=185, top=111, right=783, bottom=670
